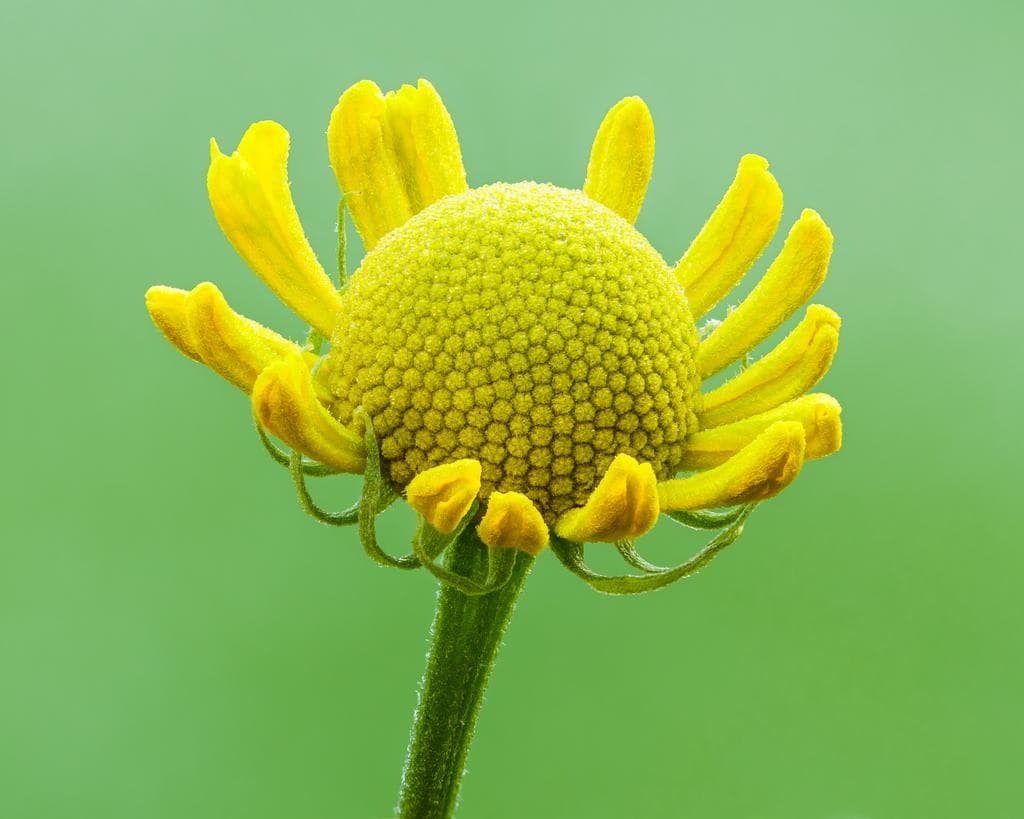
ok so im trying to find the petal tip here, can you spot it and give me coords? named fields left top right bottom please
left=739, top=153, right=770, bottom=171
left=145, top=284, right=203, bottom=363
left=807, top=303, right=842, bottom=331
left=808, top=395, right=843, bottom=457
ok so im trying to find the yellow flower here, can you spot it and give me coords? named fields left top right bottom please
left=146, top=77, right=842, bottom=579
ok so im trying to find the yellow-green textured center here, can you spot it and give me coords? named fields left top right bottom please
left=322, top=182, right=701, bottom=522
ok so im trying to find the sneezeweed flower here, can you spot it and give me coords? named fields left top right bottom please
left=146, top=78, right=842, bottom=817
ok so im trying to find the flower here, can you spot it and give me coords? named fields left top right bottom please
left=146, top=78, right=842, bottom=585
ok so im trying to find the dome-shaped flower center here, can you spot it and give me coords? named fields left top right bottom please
left=321, top=182, right=701, bottom=522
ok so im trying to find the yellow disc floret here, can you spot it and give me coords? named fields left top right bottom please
left=320, top=182, right=701, bottom=522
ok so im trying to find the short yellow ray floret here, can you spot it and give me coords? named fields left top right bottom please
left=699, top=209, right=833, bottom=379
left=477, top=491, right=549, bottom=555
left=407, top=459, right=482, bottom=535
left=700, top=304, right=840, bottom=429
left=555, top=454, right=659, bottom=543
left=252, top=353, right=366, bottom=473
left=328, top=79, right=467, bottom=250
left=583, top=96, right=655, bottom=224
left=681, top=393, right=842, bottom=470
left=658, top=421, right=806, bottom=510
left=675, top=154, right=783, bottom=319
left=208, top=121, right=343, bottom=336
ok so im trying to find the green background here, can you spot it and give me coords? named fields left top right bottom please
left=3, top=0, right=1021, bottom=816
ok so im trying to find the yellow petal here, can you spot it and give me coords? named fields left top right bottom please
left=252, top=352, right=365, bottom=473
left=700, top=305, right=841, bottom=429
left=477, top=491, right=549, bottom=555
left=185, top=282, right=312, bottom=393
left=699, top=209, right=833, bottom=379
left=327, top=78, right=467, bottom=250
left=554, top=454, right=659, bottom=543
left=681, top=393, right=842, bottom=470
left=583, top=96, right=655, bottom=224
left=675, top=155, right=783, bottom=318
left=145, top=286, right=202, bottom=362
left=659, top=421, right=805, bottom=510
left=406, top=459, right=482, bottom=535
left=207, top=121, right=342, bottom=336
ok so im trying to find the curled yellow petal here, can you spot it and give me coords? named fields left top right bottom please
left=554, top=454, right=659, bottom=543
left=477, top=491, right=549, bottom=556
left=406, top=459, right=482, bottom=535
left=185, top=282, right=312, bottom=393
left=700, top=305, right=841, bottom=429
left=252, top=353, right=365, bottom=473
left=328, top=78, right=467, bottom=250
left=146, top=286, right=202, bottom=362
left=681, top=393, right=842, bottom=470
left=699, top=209, right=833, bottom=379
left=583, top=96, right=655, bottom=224
left=658, top=421, right=806, bottom=510
left=208, top=121, right=342, bottom=336
left=675, top=155, right=783, bottom=319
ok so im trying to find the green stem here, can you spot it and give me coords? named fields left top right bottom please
left=398, top=533, right=535, bottom=818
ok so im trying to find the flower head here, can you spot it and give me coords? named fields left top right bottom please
left=147, top=78, right=842, bottom=593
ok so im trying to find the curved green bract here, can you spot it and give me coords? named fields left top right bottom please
left=614, top=540, right=666, bottom=573
left=664, top=505, right=748, bottom=530
left=551, top=504, right=755, bottom=595
left=413, top=520, right=517, bottom=596
left=289, top=450, right=360, bottom=525
left=255, top=418, right=337, bottom=476
left=358, top=415, right=418, bottom=569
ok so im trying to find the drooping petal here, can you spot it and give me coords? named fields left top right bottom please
left=478, top=491, right=549, bottom=555
left=146, top=282, right=312, bottom=394
left=252, top=352, right=366, bottom=473
left=327, top=79, right=467, bottom=250
left=699, top=209, right=833, bottom=379
left=554, top=454, right=659, bottom=543
left=680, top=393, right=842, bottom=470
left=700, top=305, right=841, bottom=428
left=208, top=121, right=343, bottom=336
left=185, top=282, right=313, bottom=393
left=675, top=155, right=783, bottom=318
left=406, top=459, right=482, bottom=534
left=658, top=421, right=805, bottom=510
left=583, top=96, right=655, bottom=224
left=145, top=286, right=202, bottom=362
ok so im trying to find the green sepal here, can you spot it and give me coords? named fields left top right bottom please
left=414, top=518, right=517, bottom=596
left=615, top=539, right=667, bottom=573
left=289, top=449, right=359, bottom=526
left=664, top=506, right=747, bottom=530
left=550, top=504, right=755, bottom=595
left=304, top=328, right=325, bottom=355
left=357, top=412, right=418, bottom=569
left=254, top=418, right=337, bottom=477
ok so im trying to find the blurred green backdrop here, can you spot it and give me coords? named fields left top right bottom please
left=2, top=0, right=1022, bottom=816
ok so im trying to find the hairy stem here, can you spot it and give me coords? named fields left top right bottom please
left=398, top=533, right=534, bottom=818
